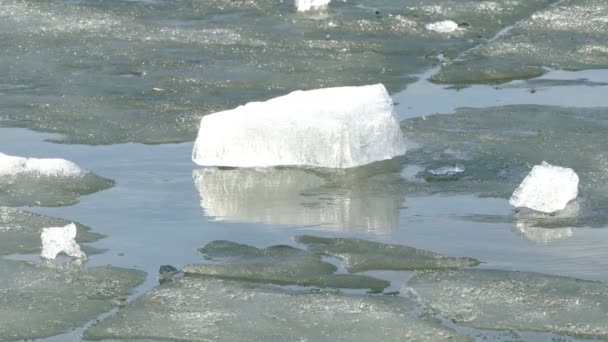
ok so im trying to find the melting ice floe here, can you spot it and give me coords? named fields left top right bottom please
left=0, top=152, right=83, bottom=177
left=295, top=0, right=330, bottom=12
left=425, top=20, right=459, bottom=33
left=192, top=84, right=406, bottom=168
left=509, top=161, right=579, bottom=213
left=40, top=223, right=86, bottom=260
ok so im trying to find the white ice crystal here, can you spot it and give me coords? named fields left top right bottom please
left=192, top=84, right=406, bottom=169
left=295, top=0, right=331, bottom=12
left=425, top=20, right=459, bottom=33
left=40, top=223, right=86, bottom=260
left=509, top=161, right=579, bottom=213
left=0, top=152, right=83, bottom=177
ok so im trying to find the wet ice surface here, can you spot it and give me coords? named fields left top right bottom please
left=184, top=240, right=390, bottom=291
left=403, top=105, right=608, bottom=227
left=0, top=0, right=555, bottom=144
left=0, top=258, right=145, bottom=341
left=0, top=207, right=103, bottom=256
left=2, top=0, right=608, bottom=340
left=84, top=276, right=471, bottom=342
left=296, top=235, right=480, bottom=273
left=0, top=153, right=113, bottom=207
left=433, top=0, right=608, bottom=84
left=407, top=269, right=608, bottom=339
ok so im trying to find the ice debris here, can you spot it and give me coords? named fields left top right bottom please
left=192, top=84, right=406, bottom=169
left=183, top=240, right=389, bottom=291
left=295, top=235, right=480, bottom=273
left=407, top=269, right=608, bottom=339
left=295, top=0, right=330, bottom=12
left=40, top=223, right=86, bottom=260
left=0, top=207, right=103, bottom=256
left=425, top=20, right=459, bottom=33
left=509, top=161, right=579, bottom=213
left=0, top=152, right=83, bottom=177
left=84, top=277, right=472, bottom=342
left=0, top=259, right=146, bottom=341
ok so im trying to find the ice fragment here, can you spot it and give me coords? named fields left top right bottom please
left=192, top=84, right=406, bottom=168
left=40, top=223, right=86, bottom=260
left=425, top=20, right=459, bottom=33
left=295, top=0, right=330, bottom=12
left=509, top=161, right=579, bottom=213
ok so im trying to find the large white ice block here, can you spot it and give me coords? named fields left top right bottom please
left=509, top=161, right=579, bottom=213
left=192, top=84, right=406, bottom=168
left=295, top=0, right=330, bottom=12
left=40, top=223, right=86, bottom=260
left=0, top=152, right=83, bottom=177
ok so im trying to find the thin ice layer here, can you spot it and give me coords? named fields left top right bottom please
left=296, top=235, right=480, bottom=273
left=192, top=84, right=406, bottom=168
left=0, top=259, right=146, bottom=341
left=0, top=0, right=555, bottom=144
left=432, top=0, right=608, bottom=84
left=84, top=277, right=471, bottom=341
left=40, top=223, right=86, bottom=260
left=0, top=153, right=113, bottom=206
left=509, top=161, right=579, bottom=213
left=403, top=105, right=608, bottom=227
left=407, top=269, right=608, bottom=339
left=0, top=207, right=103, bottom=256
left=192, top=163, right=404, bottom=232
left=184, top=240, right=389, bottom=291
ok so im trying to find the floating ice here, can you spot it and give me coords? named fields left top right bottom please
left=514, top=223, right=574, bottom=243
left=295, top=0, right=330, bottom=12
left=0, top=152, right=82, bottom=177
left=0, top=207, right=103, bottom=256
left=0, top=153, right=113, bottom=206
left=425, top=20, right=459, bottom=33
left=509, top=161, right=579, bottom=213
left=407, top=269, right=608, bottom=339
left=0, top=259, right=145, bottom=341
left=192, top=84, right=406, bottom=169
left=40, top=223, right=86, bottom=260
left=295, top=235, right=480, bottom=273
left=427, top=165, right=465, bottom=176
left=84, top=276, right=471, bottom=342
left=184, top=240, right=389, bottom=291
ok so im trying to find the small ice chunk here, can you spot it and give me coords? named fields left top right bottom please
left=509, top=161, right=579, bottom=213
left=428, top=164, right=465, bottom=176
left=295, top=0, right=330, bottom=12
left=40, top=223, right=86, bottom=260
left=0, top=152, right=83, bottom=177
left=192, top=84, right=406, bottom=168
left=425, top=20, right=459, bottom=33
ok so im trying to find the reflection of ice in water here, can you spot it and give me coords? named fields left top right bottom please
left=192, top=167, right=404, bottom=232
left=514, top=223, right=574, bottom=244
left=512, top=202, right=579, bottom=243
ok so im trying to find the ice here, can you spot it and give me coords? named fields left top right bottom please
left=0, top=152, right=82, bottom=177
left=192, top=165, right=404, bottom=232
left=514, top=223, right=574, bottom=243
left=40, top=223, right=86, bottom=260
left=0, top=207, right=103, bottom=256
left=407, top=269, right=608, bottom=339
left=84, top=276, right=472, bottom=341
left=183, top=240, right=390, bottom=291
left=0, top=259, right=145, bottom=341
left=295, top=0, right=330, bottom=12
left=509, top=161, right=579, bottom=213
left=0, top=152, right=113, bottom=206
left=295, top=235, right=480, bottom=273
left=192, top=84, right=406, bottom=169
left=425, top=20, right=459, bottom=33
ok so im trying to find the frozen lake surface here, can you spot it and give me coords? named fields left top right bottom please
left=1, top=0, right=608, bottom=340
